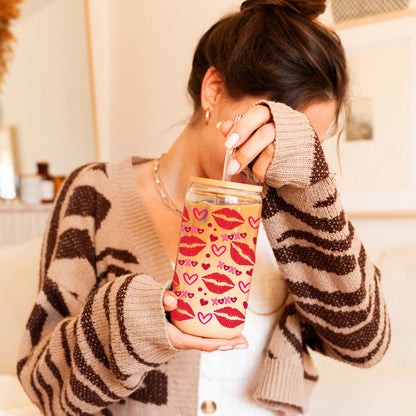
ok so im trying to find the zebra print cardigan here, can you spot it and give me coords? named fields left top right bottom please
left=17, top=100, right=390, bottom=416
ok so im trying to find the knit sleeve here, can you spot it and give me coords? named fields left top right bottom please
left=16, top=164, right=178, bottom=415
left=253, top=100, right=391, bottom=367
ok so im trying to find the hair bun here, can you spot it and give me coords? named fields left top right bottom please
left=241, top=0, right=327, bottom=19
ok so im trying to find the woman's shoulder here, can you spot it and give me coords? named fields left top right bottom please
left=54, top=156, right=154, bottom=216
left=61, top=161, right=111, bottom=190
left=65, top=156, right=143, bottom=186
left=55, top=157, right=136, bottom=203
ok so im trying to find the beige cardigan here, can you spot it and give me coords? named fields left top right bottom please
left=17, top=101, right=390, bottom=416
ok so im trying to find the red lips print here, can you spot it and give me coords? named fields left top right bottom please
left=212, top=208, right=245, bottom=230
left=170, top=299, right=195, bottom=321
left=202, top=272, right=235, bottom=294
left=182, top=206, right=190, bottom=223
left=214, top=307, right=245, bottom=328
left=172, top=271, right=179, bottom=288
left=179, top=235, right=206, bottom=257
left=230, top=241, right=256, bottom=266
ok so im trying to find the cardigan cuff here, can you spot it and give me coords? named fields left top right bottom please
left=253, top=355, right=306, bottom=412
left=257, top=100, right=318, bottom=189
left=119, top=274, right=179, bottom=366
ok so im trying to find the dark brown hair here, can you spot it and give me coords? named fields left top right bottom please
left=187, top=0, right=350, bottom=136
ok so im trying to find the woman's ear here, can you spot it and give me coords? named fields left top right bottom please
left=200, top=66, right=225, bottom=112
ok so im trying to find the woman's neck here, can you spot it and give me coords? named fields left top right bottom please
left=158, top=122, right=205, bottom=209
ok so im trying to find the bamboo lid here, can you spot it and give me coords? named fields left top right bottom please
left=190, top=176, right=263, bottom=193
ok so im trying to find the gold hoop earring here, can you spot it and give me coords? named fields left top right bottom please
left=204, top=110, right=211, bottom=125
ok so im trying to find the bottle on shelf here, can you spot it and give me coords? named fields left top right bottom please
left=36, top=162, right=55, bottom=204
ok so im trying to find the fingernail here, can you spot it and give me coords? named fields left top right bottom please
left=233, top=344, right=248, bottom=350
left=228, top=159, right=240, bottom=175
left=216, top=121, right=223, bottom=130
left=225, top=133, right=239, bottom=148
left=217, top=345, right=233, bottom=351
left=163, top=295, right=176, bottom=308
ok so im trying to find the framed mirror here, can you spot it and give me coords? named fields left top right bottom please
left=0, top=0, right=97, bottom=180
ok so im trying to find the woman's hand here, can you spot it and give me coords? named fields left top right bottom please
left=163, top=291, right=248, bottom=352
left=218, top=103, right=274, bottom=184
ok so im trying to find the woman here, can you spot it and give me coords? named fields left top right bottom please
left=17, top=0, right=390, bottom=415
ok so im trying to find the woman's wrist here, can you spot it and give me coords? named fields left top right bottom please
left=259, top=100, right=330, bottom=189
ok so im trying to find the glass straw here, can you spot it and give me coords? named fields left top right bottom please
left=222, top=114, right=242, bottom=182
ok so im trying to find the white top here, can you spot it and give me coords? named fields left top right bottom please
left=197, top=222, right=289, bottom=415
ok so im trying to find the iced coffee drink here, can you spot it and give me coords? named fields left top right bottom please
left=171, top=177, right=262, bottom=339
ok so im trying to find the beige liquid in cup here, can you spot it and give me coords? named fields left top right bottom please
left=171, top=199, right=262, bottom=339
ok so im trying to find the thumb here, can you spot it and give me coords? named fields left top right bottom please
left=163, top=290, right=178, bottom=312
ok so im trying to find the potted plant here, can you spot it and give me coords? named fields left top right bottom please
left=0, top=0, right=23, bottom=92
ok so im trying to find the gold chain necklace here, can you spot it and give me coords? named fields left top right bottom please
left=153, top=154, right=183, bottom=217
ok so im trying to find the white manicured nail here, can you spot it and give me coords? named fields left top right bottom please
left=217, top=345, right=233, bottom=351
left=225, top=133, right=239, bottom=148
left=163, top=295, right=176, bottom=308
left=216, top=121, right=223, bottom=130
left=228, top=159, right=240, bottom=175
left=233, top=344, right=248, bottom=350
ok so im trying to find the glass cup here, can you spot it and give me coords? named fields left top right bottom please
left=170, top=177, right=263, bottom=339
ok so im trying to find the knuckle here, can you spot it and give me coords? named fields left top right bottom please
left=264, top=107, right=273, bottom=121
left=266, top=143, right=275, bottom=156
left=237, top=146, right=251, bottom=163
left=237, top=116, right=250, bottom=132
left=262, top=123, right=275, bottom=141
left=254, top=104, right=272, bottom=123
left=198, top=340, right=216, bottom=352
left=195, top=339, right=206, bottom=351
left=252, top=164, right=262, bottom=178
left=176, top=338, right=185, bottom=350
left=252, top=102, right=269, bottom=116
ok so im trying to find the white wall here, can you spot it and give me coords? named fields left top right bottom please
left=350, top=217, right=416, bottom=256
left=104, top=0, right=242, bottom=161
left=100, top=0, right=332, bottom=161
left=89, top=0, right=332, bottom=162
left=323, top=15, right=416, bottom=213
left=0, top=0, right=95, bottom=176
left=87, top=0, right=111, bottom=162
